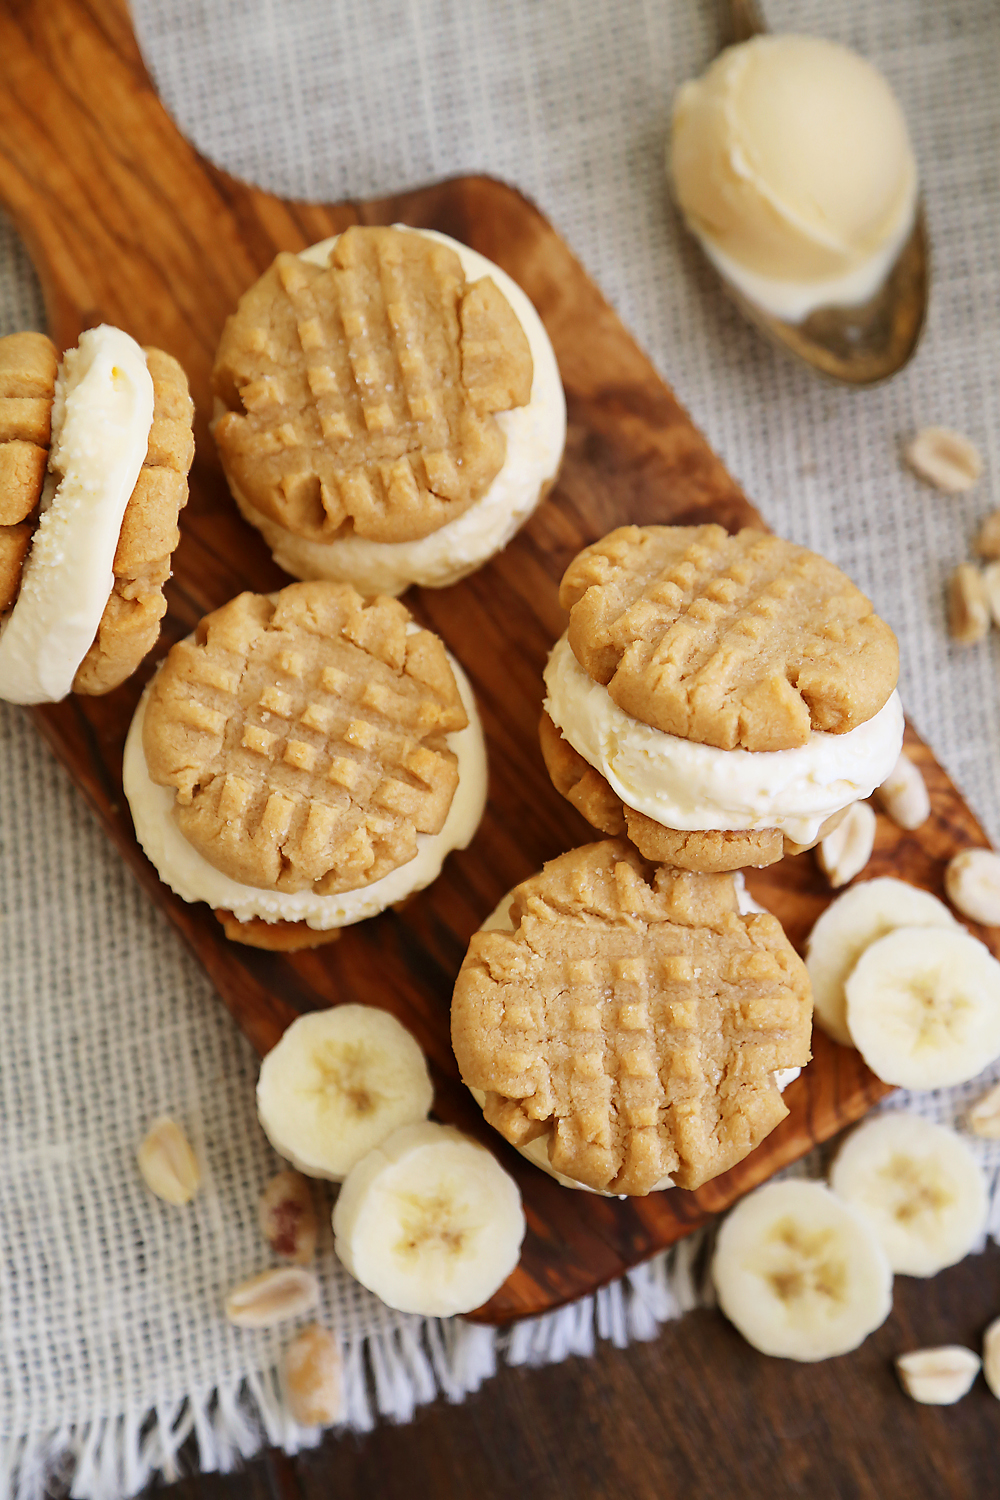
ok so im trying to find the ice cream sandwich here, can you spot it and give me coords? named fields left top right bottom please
left=123, top=579, right=487, bottom=949
left=211, top=225, right=565, bottom=597
left=0, top=326, right=194, bottom=703
left=540, top=524, right=904, bottom=871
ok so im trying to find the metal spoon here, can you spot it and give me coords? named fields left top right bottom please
left=691, top=0, right=929, bottom=385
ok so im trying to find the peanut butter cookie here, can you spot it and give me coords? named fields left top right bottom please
left=142, top=581, right=468, bottom=895
left=0, top=330, right=194, bottom=695
left=561, top=524, right=898, bottom=751
left=452, top=839, right=812, bottom=1195
left=213, top=226, right=533, bottom=547
left=0, top=332, right=58, bottom=612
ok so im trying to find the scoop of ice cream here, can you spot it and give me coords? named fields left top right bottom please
left=669, top=35, right=918, bottom=319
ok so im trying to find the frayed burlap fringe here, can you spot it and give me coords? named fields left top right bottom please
left=6, top=1144, right=1000, bottom=1498
left=0, top=1238, right=706, bottom=1500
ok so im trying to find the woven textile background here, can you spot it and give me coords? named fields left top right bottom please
left=0, top=0, right=998, bottom=1494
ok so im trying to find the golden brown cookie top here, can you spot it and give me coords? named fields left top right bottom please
left=451, top=839, right=811, bottom=1195
left=212, top=226, right=533, bottom=547
left=143, top=581, right=469, bottom=895
left=560, top=524, right=899, bottom=751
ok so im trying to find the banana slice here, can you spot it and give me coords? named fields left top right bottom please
left=846, top=926, right=1000, bottom=1089
left=257, top=1005, right=434, bottom=1180
left=830, top=1114, right=988, bottom=1275
left=805, top=878, right=957, bottom=1046
left=712, top=1180, right=893, bottom=1361
left=332, top=1122, right=526, bottom=1316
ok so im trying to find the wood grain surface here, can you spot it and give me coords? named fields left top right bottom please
left=152, top=1240, right=1000, bottom=1500
left=1, top=0, right=997, bottom=1328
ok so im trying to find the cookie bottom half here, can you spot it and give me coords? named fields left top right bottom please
left=539, top=712, right=846, bottom=871
left=217, top=229, right=566, bottom=598
left=213, top=910, right=344, bottom=950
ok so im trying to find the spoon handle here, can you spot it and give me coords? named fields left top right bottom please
left=726, top=0, right=767, bottom=44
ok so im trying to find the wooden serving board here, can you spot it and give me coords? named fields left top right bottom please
left=1, top=0, right=997, bottom=1326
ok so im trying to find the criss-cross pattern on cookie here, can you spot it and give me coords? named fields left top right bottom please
left=0, top=332, right=58, bottom=614
left=143, top=582, right=468, bottom=894
left=452, top=841, right=811, bottom=1194
left=561, top=524, right=899, bottom=751
left=212, top=226, right=533, bottom=546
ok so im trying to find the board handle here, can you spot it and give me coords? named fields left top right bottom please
left=0, top=0, right=340, bottom=407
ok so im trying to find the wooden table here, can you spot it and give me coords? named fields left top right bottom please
left=154, top=1244, right=1000, bottom=1500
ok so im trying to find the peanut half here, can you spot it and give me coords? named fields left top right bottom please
left=816, top=801, right=876, bottom=889
left=975, top=510, right=1000, bottom=561
left=947, top=563, right=990, bottom=644
left=283, top=1324, right=343, bottom=1426
left=945, top=848, right=1000, bottom=927
left=896, top=1346, right=980, bottom=1404
left=259, top=1171, right=318, bottom=1265
left=137, top=1116, right=200, bottom=1206
left=905, top=427, right=983, bottom=493
left=225, top=1266, right=320, bottom=1329
left=982, top=560, right=1000, bottom=628
left=982, top=1317, right=1000, bottom=1399
left=965, top=1081, right=1000, bottom=1140
left=875, top=752, right=930, bottom=831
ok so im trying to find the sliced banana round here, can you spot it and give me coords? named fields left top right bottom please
left=712, top=1179, right=893, bottom=1362
left=332, top=1121, right=526, bottom=1316
left=829, top=1114, right=988, bottom=1276
left=805, top=878, right=958, bottom=1047
left=257, top=1005, right=434, bottom=1181
left=846, top=926, right=1000, bottom=1089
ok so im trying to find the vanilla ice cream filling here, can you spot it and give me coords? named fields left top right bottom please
left=471, top=877, right=799, bottom=1194
left=123, top=646, right=487, bottom=931
left=227, top=229, right=566, bottom=597
left=0, top=326, right=154, bottom=704
left=544, top=633, right=904, bottom=847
